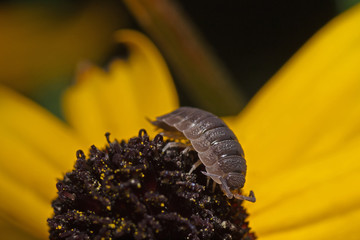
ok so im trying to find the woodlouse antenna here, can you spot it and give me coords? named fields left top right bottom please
left=234, top=190, right=256, bottom=203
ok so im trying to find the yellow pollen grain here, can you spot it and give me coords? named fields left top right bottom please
left=56, top=225, right=62, bottom=230
left=108, top=223, right=115, bottom=229
left=107, top=206, right=111, bottom=211
left=160, top=203, right=165, bottom=207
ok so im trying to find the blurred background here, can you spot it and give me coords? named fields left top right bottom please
left=0, top=0, right=358, bottom=117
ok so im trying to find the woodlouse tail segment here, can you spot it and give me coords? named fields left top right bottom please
left=147, top=117, right=172, bottom=131
left=148, top=117, right=186, bottom=139
left=234, top=190, right=256, bottom=203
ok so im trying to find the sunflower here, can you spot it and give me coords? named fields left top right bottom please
left=1, top=3, right=360, bottom=239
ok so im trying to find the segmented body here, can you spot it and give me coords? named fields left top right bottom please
left=151, top=107, right=255, bottom=202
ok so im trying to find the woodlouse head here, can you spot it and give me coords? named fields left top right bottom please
left=225, top=172, right=246, bottom=190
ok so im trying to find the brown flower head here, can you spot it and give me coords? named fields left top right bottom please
left=48, top=130, right=255, bottom=240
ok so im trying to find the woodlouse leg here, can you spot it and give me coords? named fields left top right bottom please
left=218, top=177, right=234, bottom=199
left=203, top=175, right=216, bottom=192
left=205, top=176, right=210, bottom=188
left=181, top=145, right=194, bottom=155
left=188, top=159, right=202, bottom=174
left=211, top=181, right=217, bottom=192
left=233, top=191, right=256, bottom=203
left=162, top=142, right=188, bottom=153
left=200, top=171, right=229, bottom=194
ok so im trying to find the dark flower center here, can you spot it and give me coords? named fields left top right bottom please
left=48, top=130, right=256, bottom=240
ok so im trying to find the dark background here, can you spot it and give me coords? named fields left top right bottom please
left=178, top=0, right=337, bottom=101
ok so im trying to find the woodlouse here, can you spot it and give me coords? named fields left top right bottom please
left=150, top=107, right=256, bottom=202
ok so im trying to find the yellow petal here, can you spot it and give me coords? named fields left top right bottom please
left=0, top=126, right=60, bottom=201
left=262, top=208, right=360, bottom=240
left=0, top=85, right=86, bottom=173
left=0, top=171, right=51, bottom=239
left=248, top=135, right=360, bottom=238
left=0, top=218, right=39, bottom=240
left=112, top=30, right=179, bottom=123
left=228, top=3, right=360, bottom=238
left=0, top=85, right=87, bottom=238
left=63, top=30, right=179, bottom=146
